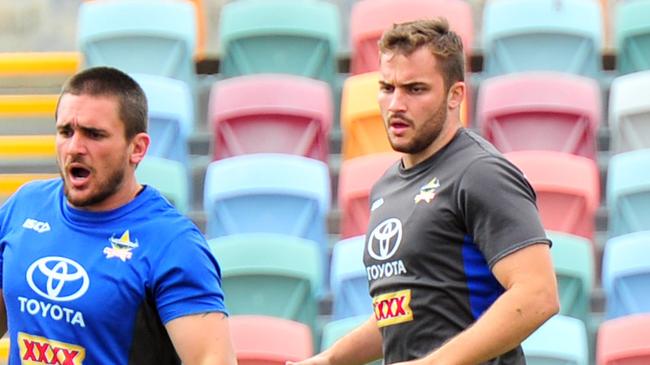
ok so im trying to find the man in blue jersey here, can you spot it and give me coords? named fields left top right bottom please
left=291, top=18, right=559, bottom=365
left=0, top=67, right=236, bottom=364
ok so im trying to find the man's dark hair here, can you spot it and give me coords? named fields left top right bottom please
left=56, top=66, right=148, bottom=139
left=379, top=18, right=465, bottom=92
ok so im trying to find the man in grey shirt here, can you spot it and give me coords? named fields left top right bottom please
left=291, top=18, right=559, bottom=365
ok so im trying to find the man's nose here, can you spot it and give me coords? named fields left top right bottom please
left=66, top=133, right=87, bottom=155
left=387, top=89, right=407, bottom=113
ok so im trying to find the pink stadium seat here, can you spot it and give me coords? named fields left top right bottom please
left=209, top=74, right=333, bottom=162
left=477, top=72, right=601, bottom=160
left=505, top=151, right=600, bottom=241
left=349, top=0, right=474, bottom=75
left=338, top=152, right=401, bottom=238
left=597, top=314, right=650, bottom=365
left=229, top=315, right=313, bottom=365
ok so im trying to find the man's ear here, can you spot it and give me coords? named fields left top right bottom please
left=129, top=132, right=150, bottom=165
left=447, top=81, right=465, bottom=111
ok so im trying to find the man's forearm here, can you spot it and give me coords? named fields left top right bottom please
left=323, top=316, right=384, bottom=365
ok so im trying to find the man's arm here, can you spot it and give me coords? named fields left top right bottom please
left=166, top=312, right=237, bottom=365
left=402, top=243, right=559, bottom=365
left=0, top=290, right=6, bottom=336
left=289, top=314, right=383, bottom=365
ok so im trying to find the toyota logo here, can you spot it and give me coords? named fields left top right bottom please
left=368, top=218, right=403, bottom=260
left=26, top=257, right=90, bottom=302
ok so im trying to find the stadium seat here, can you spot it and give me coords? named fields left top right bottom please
left=597, top=313, right=650, bottom=365
left=476, top=72, right=601, bottom=159
left=131, top=74, right=193, bottom=165
left=338, top=152, right=400, bottom=238
left=77, top=0, right=197, bottom=88
left=522, top=314, right=589, bottom=365
left=209, top=74, right=333, bottom=163
left=482, top=0, right=602, bottom=78
left=602, top=231, right=650, bottom=319
left=0, top=337, right=7, bottom=365
left=0, top=174, right=58, bottom=203
left=229, top=315, right=313, bottom=365
left=203, top=153, right=330, bottom=259
left=546, top=231, right=594, bottom=324
left=330, top=236, right=372, bottom=320
left=218, top=0, right=340, bottom=88
left=615, top=0, right=650, bottom=75
left=0, top=135, right=55, bottom=160
left=505, top=151, right=600, bottom=240
left=0, top=94, right=58, bottom=135
left=340, top=72, right=389, bottom=160
left=349, top=0, right=474, bottom=75
left=607, top=149, right=650, bottom=238
left=209, top=234, right=322, bottom=331
left=0, top=52, right=80, bottom=92
left=609, top=70, right=650, bottom=153
left=135, top=156, right=190, bottom=215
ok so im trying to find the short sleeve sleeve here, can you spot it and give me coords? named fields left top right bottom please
left=151, top=228, right=227, bottom=324
left=457, top=156, right=550, bottom=267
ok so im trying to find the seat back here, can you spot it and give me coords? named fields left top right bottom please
left=78, top=0, right=197, bottom=87
left=218, top=0, right=340, bottom=88
left=609, top=71, right=650, bottom=153
left=616, top=0, right=650, bottom=75
left=546, top=231, right=594, bottom=323
left=131, top=73, right=193, bottom=165
left=330, top=236, right=373, bottom=320
left=0, top=52, right=80, bottom=93
left=607, top=149, right=650, bottom=238
left=522, top=315, right=589, bottom=365
left=506, top=151, right=600, bottom=240
left=135, top=156, right=190, bottom=214
left=209, top=74, right=332, bottom=162
left=482, top=0, right=602, bottom=78
left=597, top=314, right=650, bottom=365
left=338, top=152, right=400, bottom=238
left=209, top=234, right=322, bottom=331
left=230, top=315, right=313, bottom=365
left=602, top=231, right=650, bottom=319
left=349, top=0, right=473, bottom=75
left=477, top=72, right=601, bottom=159
left=0, top=175, right=58, bottom=204
left=0, top=94, right=57, bottom=135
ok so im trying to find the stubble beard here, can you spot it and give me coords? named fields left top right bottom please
left=388, top=100, right=448, bottom=155
left=60, top=158, right=127, bottom=209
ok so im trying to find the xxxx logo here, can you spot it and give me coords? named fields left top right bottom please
left=373, top=289, right=413, bottom=327
left=18, top=332, right=85, bottom=365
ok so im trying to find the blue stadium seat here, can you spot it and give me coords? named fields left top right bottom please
left=330, top=235, right=372, bottom=320
left=609, top=70, right=650, bottom=153
left=131, top=73, right=193, bottom=165
left=607, top=149, right=650, bottom=238
left=218, top=0, right=340, bottom=89
left=77, top=0, right=197, bottom=88
left=209, top=233, right=322, bottom=332
left=482, top=0, right=602, bottom=78
left=602, top=231, right=650, bottom=319
left=203, top=153, right=331, bottom=267
left=522, top=314, right=589, bottom=365
left=616, top=0, right=650, bottom=75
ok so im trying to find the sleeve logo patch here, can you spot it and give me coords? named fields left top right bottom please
left=18, top=332, right=86, bottom=365
left=373, top=289, right=413, bottom=327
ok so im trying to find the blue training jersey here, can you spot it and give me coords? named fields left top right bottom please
left=0, top=179, right=227, bottom=365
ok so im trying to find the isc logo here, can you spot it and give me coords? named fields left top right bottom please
left=373, top=289, right=413, bottom=327
left=22, top=218, right=51, bottom=234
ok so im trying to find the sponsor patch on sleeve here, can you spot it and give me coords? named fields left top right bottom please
left=373, top=289, right=413, bottom=327
left=18, top=332, right=86, bottom=365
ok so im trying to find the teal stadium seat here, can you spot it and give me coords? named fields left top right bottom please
left=602, top=231, right=650, bottom=319
left=607, top=149, right=650, bottom=238
left=77, top=0, right=197, bottom=88
left=209, top=234, right=322, bottom=333
left=609, top=70, right=650, bottom=153
left=131, top=73, right=193, bottom=165
left=522, top=315, right=589, bottom=365
left=616, top=0, right=650, bottom=75
left=135, top=156, right=190, bottom=214
left=330, top=235, right=372, bottom=320
left=218, top=0, right=340, bottom=89
left=482, top=0, right=602, bottom=78
left=546, top=231, right=594, bottom=324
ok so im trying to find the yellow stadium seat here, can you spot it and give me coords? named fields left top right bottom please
left=0, top=337, right=8, bottom=364
left=0, top=135, right=56, bottom=159
left=0, top=94, right=58, bottom=117
left=0, top=174, right=58, bottom=199
left=0, top=52, right=80, bottom=77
